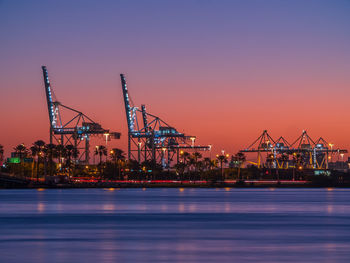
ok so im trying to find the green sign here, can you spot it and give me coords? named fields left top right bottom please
left=7, top=157, right=20, bottom=164
left=314, top=170, right=331, bottom=176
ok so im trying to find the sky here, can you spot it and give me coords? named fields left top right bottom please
left=0, top=0, right=350, bottom=159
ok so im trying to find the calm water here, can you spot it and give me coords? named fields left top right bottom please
left=1, top=188, right=350, bottom=262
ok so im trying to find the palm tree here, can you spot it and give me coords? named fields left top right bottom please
left=210, top=159, right=217, bottom=170
left=65, top=145, right=79, bottom=178
left=110, top=148, right=125, bottom=180
left=44, top=143, right=57, bottom=177
left=235, top=152, right=246, bottom=181
left=174, top=162, right=186, bottom=181
left=14, top=143, right=28, bottom=160
left=95, top=145, right=107, bottom=178
left=179, top=151, right=191, bottom=173
left=13, top=144, right=29, bottom=177
left=188, top=155, right=196, bottom=172
left=30, top=146, right=38, bottom=180
left=192, top=152, right=202, bottom=172
left=216, top=154, right=229, bottom=181
left=55, top=144, right=66, bottom=171
left=30, top=140, right=45, bottom=181
left=182, top=151, right=190, bottom=163
left=203, top=157, right=211, bottom=171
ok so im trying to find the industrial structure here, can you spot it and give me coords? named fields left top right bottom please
left=241, top=130, right=347, bottom=169
left=42, top=66, right=120, bottom=164
left=120, top=74, right=210, bottom=167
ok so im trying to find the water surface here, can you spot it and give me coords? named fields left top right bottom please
left=1, top=188, right=350, bottom=262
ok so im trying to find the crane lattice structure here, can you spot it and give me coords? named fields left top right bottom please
left=240, top=130, right=347, bottom=169
left=42, top=66, right=120, bottom=164
left=120, top=74, right=210, bottom=168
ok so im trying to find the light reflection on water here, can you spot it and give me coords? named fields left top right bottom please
left=1, top=188, right=350, bottom=262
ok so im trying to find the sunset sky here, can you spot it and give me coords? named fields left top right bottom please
left=1, top=0, right=350, bottom=159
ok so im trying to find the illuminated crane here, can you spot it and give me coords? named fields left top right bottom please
left=120, top=74, right=210, bottom=167
left=240, top=130, right=347, bottom=169
left=42, top=66, right=120, bottom=163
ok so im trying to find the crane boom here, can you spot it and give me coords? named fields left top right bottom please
left=42, top=66, right=57, bottom=128
left=120, top=74, right=134, bottom=133
left=141, top=104, right=148, bottom=132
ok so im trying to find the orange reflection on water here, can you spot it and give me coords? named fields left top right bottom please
left=37, top=202, right=45, bottom=212
left=103, top=204, right=116, bottom=211
left=179, top=204, right=185, bottom=212
left=327, top=205, right=334, bottom=214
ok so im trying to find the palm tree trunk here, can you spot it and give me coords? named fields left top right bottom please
left=221, top=161, right=224, bottom=182
left=37, top=158, right=40, bottom=182
left=31, top=160, right=35, bottom=180
left=99, top=154, right=102, bottom=179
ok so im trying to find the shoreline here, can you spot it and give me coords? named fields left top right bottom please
left=1, top=181, right=350, bottom=189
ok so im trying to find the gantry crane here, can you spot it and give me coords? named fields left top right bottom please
left=240, top=130, right=347, bottom=169
left=120, top=74, right=210, bottom=167
left=42, top=66, right=120, bottom=163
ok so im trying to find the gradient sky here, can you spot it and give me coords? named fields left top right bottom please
left=1, top=0, right=350, bottom=159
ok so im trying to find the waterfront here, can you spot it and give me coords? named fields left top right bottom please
left=1, top=188, right=350, bottom=262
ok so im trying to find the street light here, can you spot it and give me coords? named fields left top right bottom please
left=208, top=144, right=212, bottom=159
left=138, top=142, right=142, bottom=163
left=216, top=153, right=229, bottom=182
left=329, top=143, right=334, bottom=162
left=190, top=137, right=196, bottom=147
left=104, top=133, right=110, bottom=145
left=94, top=146, right=98, bottom=164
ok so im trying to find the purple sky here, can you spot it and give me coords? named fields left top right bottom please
left=1, top=0, right=350, bottom=159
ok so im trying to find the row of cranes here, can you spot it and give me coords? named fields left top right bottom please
left=42, top=66, right=347, bottom=170
left=42, top=67, right=209, bottom=167
left=240, top=130, right=348, bottom=169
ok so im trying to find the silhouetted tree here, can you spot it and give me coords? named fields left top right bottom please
left=44, top=143, right=57, bottom=177
left=109, top=148, right=125, bottom=180
left=14, top=143, right=29, bottom=177
left=65, top=145, right=79, bottom=178
left=30, top=140, right=46, bottom=181
left=192, top=152, right=202, bottom=172
left=94, top=145, right=107, bottom=178
left=235, top=152, right=246, bottom=180
left=216, top=153, right=229, bottom=181
left=55, top=144, right=66, bottom=171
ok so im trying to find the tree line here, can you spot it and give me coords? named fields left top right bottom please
left=0, top=142, right=249, bottom=182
